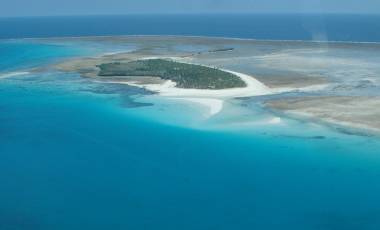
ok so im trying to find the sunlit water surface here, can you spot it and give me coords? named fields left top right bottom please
left=1, top=39, right=380, bottom=230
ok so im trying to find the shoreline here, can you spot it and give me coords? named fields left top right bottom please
left=105, top=60, right=272, bottom=117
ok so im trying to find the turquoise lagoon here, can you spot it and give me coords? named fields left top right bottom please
left=1, top=39, right=380, bottom=230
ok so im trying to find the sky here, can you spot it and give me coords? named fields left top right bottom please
left=1, top=0, right=380, bottom=17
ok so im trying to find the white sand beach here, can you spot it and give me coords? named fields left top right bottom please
left=107, top=64, right=272, bottom=117
left=141, top=70, right=271, bottom=98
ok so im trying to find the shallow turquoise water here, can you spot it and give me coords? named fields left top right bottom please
left=1, top=40, right=380, bottom=230
left=0, top=41, right=83, bottom=71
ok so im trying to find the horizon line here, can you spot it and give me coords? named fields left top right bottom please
left=1, top=12, right=380, bottom=19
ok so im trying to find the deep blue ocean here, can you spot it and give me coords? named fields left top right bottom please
left=1, top=15, right=380, bottom=230
left=1, top=14, right=380, bottom=42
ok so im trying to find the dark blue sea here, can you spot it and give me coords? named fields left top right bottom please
left=1, top=14, right=380, bottom=230
left=1, top=14, right=380, bottom=42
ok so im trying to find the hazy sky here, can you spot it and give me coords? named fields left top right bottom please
left=1, top=0, right=380, bottom=17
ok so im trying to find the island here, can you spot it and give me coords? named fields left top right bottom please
left=97, top=59, right=246, bottom=89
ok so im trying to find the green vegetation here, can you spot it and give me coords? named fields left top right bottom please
left=97, top=59, right=246, bottom=89
left=209, top=48, right=234, bottom=53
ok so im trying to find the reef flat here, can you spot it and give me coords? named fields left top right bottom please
left=49, top=36, right=380, bottom=133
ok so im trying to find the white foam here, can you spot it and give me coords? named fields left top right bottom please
left=175, top=98, right=224, bottom=117
left=0, top=71, right=30, bottom=79
left=267, top=117, right=282, bottom=124
left=273, top=83, right=330, bottom=93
